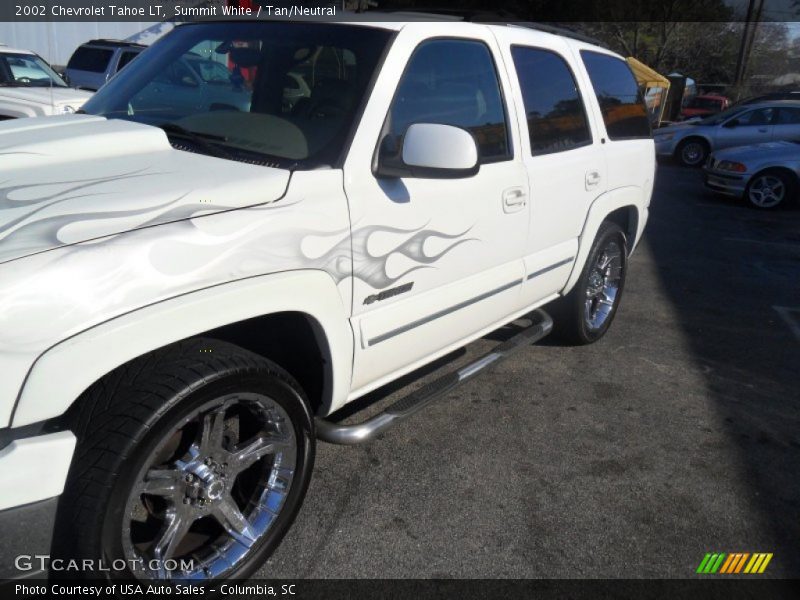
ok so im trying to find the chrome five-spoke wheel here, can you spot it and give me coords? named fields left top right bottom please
left=584, top=239, right=623, bottom=331
left=123, top=394, right=296, bottom=580
left=746, top=173, right=788, bottom=209
left=54, top=339, right=315, bottom=583
left=551, top=221, right=628, bottom=345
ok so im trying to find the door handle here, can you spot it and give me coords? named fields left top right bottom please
left=585, top=170, right=601, bottom=190
left=502, top=187, right=526, bottom=212
left=758, top=127, right=768, bottom=133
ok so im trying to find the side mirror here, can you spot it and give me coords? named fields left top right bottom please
left=375, top=123, right=479, bottom=179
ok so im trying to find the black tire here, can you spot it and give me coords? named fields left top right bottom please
left=744, top=169, right=797, bottom=210
left=551, top=222, right=628, bottom=345
left=52, top=337, right=315, bottom=582
left=676, top=137, right=709, bottom=167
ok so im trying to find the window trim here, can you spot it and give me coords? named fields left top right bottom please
left=510, top=44, right=594, bottom=157
left=376, top=36, right=515, bottom=167
left=579, top=49, right=652, bottom=142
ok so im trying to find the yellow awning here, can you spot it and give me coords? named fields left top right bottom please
left=626, top=57, right=670, bottom=89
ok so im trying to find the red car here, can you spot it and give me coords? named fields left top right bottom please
left=681, top=94, right=731, bottom=119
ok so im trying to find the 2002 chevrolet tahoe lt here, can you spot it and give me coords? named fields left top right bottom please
left=0, top=17, right=654, bottom=581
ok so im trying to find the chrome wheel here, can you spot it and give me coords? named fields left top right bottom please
left=122, top=393, right=297, bottom=580
left=584, top=240, right=623, bottom=330
left=748, top=174, right=786, bottom=209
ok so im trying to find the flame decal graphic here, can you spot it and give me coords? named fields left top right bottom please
left=312, top=224, right=478, bottom=289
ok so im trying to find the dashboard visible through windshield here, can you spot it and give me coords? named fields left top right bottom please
left=80, top=22, right=393, bottom=169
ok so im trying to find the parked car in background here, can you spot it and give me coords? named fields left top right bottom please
left=680, top=94, right=730, bottom=120
left=0, top=46, right=93, bottom=119
left=65, top=39, right=146, bottom=91
left=130, top=53, right=251, bottom=115
left=704, top=139, right=800, bottom=209
left=655, top=100, right=800, bottom=166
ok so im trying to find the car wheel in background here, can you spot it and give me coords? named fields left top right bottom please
left=53, top=338, right=315, bottom=582
left=745, top=170, right=796, bottom=210
left=551, top=221, right=628, bottom=345
left=676, top=138, right=709, bottom=167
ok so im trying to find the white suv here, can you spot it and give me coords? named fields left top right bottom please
left=0, top=19, right=654, bottom=582
left=0, top=46, right=93, bottom=119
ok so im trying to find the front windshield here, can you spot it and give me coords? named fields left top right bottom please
left=0, top=53, right=68, bottom=87
left=81, top=22, right=393, bottom=168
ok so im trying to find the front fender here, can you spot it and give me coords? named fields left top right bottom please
left=561, top=186, right=647, bottom=296
left=12, top=270, right=353, bottom=427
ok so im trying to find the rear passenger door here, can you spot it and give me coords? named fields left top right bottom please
left=344, top=27, right=530, bottom=396
left=772, top=106, right=800, bottom=141
left=493, top=29, right=607, bottom=305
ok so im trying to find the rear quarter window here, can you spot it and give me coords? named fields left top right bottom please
left=68, top=47, right=113, bottom=73
left=580, top=50, right=651, bottom=140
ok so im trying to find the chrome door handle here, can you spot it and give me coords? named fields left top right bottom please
left=502, top=187, right=526, bottom=212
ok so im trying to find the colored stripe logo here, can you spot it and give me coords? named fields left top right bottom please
left=697, top=552, right=773, bottom=574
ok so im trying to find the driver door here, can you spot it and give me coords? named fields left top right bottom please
left=715, top=107, right=774, bottom=149
left=343, top=27, right=530, bottom=397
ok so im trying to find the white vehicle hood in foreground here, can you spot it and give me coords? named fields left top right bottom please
left=0, top=115, right=291, bottom=264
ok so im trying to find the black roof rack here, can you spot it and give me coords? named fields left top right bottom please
left=84, top=39, right=147, bottom=48
left=364, top=9, right=606, bottom=48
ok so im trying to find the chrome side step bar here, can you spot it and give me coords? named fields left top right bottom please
left=315, top=309, right=553, bottom=445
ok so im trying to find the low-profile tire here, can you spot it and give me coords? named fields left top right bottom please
left=745, top=170, right=796, bottom=210
left=676, top=137, right=709, bottom=167
left=52, top=337, right=315, bottom=582
left=551, top=222, right=628, bottom=345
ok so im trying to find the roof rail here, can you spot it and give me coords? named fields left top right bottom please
left=85, top=39, right=147, bottom=48
left=509, top=22, right=606, bottom=48
left=362, top=9, right=606, bottom=48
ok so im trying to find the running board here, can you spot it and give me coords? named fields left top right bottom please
left=315, top=309, right=553, bottom=445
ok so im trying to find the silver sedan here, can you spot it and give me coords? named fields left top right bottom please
left=704, top=140, right=800, bottom=209
left=654, top=100, right=800, bottom=167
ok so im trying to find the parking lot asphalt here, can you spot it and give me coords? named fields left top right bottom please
left=261, top=163, right=800, bottom=579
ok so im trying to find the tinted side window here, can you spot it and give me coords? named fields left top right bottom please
left=735, top=108, right=773, bottom=126
left=775, top=108, right=800, bottom=125
left=511, top=46, right=592, bottom=155
left=388, top=39, right=510, bottom=161
left=117, top=51, right=140, bottom=72
left=67, top=47, right=113, bottom=73
left=580, top=51, right=651, bottom=140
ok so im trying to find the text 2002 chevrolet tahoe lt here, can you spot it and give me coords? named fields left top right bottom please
left=0, top=19, right=654, bottom=581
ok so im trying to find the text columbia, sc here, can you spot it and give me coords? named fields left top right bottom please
left=47, top=4, right=337, bottom=18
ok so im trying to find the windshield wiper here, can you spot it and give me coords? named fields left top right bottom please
left=158, top=123, right=233, bottom=160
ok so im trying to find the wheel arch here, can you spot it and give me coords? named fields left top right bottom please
left=12, top=270, right=354, bottom=427
left=561, top=187, right=644, bottom=296
left=748, top=166, right=800, bottom=189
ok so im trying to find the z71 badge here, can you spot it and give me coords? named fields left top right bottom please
left=363, top=282, right=414, bottom=305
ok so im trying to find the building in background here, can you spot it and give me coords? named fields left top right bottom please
left=0, top=1, right=225, bottom=67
